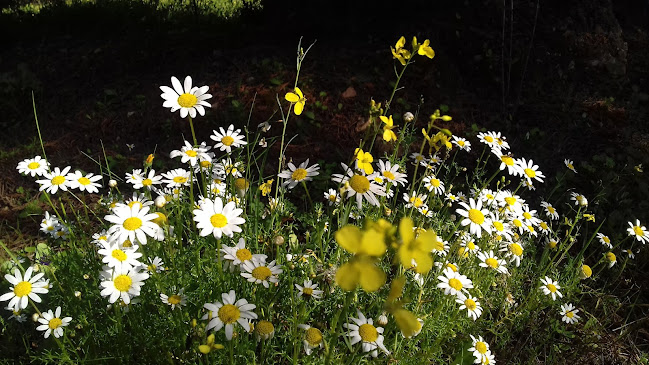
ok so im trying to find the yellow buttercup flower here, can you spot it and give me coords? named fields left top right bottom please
left=397, top=217, right=436, bottom=274
left=391, top=36, right=411, bottom=66
left=417, top=39, right=435, bottom=59
left=380, top=115, right=397, bottom=142
left=198, top=334, right=224, bottom=354
left=354, top=148, right=374, bottom=174
left=285, top=87, right=306, bottom=115
left=259, top=179, right=273, bottom=197
left=335, top=225, right=386, bottom=257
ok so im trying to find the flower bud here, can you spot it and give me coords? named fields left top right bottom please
left=273, top=235, right=285, bottom=246
left=403, top=112, right=415, bottom=123
left=378, top=312, right=389, bottom=326
left=154, top=196, right=166, bottom=208
left=108, top=179, right=117, bottom=188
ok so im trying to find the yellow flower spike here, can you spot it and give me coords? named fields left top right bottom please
left=417, top=39, right=435, bottom=59
left=380, top=115, right=397, bottom=142
left=392, top=308, right=422, bottom=338
left=387, top=276, right=406, bottom=302
left=285, top=87, right=306, bottom=115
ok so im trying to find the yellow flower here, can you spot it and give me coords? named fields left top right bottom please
left=387, top=276, right=406, bottom=303
left=198, top=334, right=224, bottom=354
left=335, top=225, right=386, bottom=257
left=391, top=36, right=411, bottom=66
left=335, top=256, right=386, bottom=292
left=285, top=87, right=306, bottom=115
left=259, top=179, right=273, bottom=196
left=146, top=154, right=154, bottom=165
left=380, top=115, right=397, bottom=142
left=432, top=132, right=453, bottom=151
left=354, top=148, right=374, bottom=174
left=392, top=308, right=422, bottom=338
left=417, top=39, right=435, bottom=59
left=583, top=214, right=595, bottom=222
left=397, top=217, right=436, bottom=274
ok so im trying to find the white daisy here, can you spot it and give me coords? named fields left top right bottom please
left=210, top=124, right=248, bottom=154
left=217, top=158, right=244, bottom=178
left=456, top=198, right=492, bottom=238
left=193, top=197, right=245, bottom=239
left=343, top=310, right=390, bottom=358
left=105, top=205, right=160, bottom=245
left=295, top=280, right=324, bottom=299
left=99, top=266, right=149, bottom=304
left=0, top=267, right=49, bottom=311
left=560, top=303, right=580, bottom=324
left=331, top=163, right=386, bottom=209
left=468, top=335, right=491, bottom=364
left=66, top=170, right=103, bottom=193
left=437, top=267, right=473, bottom=296
left=40, top=211, right=60, bottom=237
left=423, top=174, right=445, bottom=195
left=125, top=169, right=144, bottom=184
left=36, top=306, right=72, bottom=339
left=477, top=132, right=500, bottom=149
left=169, top=140, right=212, bottom=167
left=456, top=292, right=482, bottom=320
left=491, top=149, right=521, bottom=176
left=403, top=192, right=427, bottom=209
left=539, top=276, right=562, bottom=301
left=499, top=241, right=524, bottom=267
left=564, top=159, right=578, bottom=173
left=540, top=201, right=559, bottom=220
left=570, top=192, right=588, bottom=207
left=16, top=156, right=49, bottom=177
left=160, top=288, right=187, bottom=310
left=221, top=238, right=267, bottom=271
left=161, top=168, right=191, bottom=188
left=627, top=219, right=649, bottom=244
left=241, top=259, right=283, bottom=288
left=298, top=324, right=325, bottom=355
left=278, top=159, right=320, bottom=189
left=596, top=233, right=613, bottom=249
left=97, top=242, right=143, bottom=270
left=477, top=250, right=509, bottom=274
left=323, top=188, right=340, bottom=206
left=377, top=160, right=408, bottom=186
left=202, top=290, right=257, bottom=341
left=452, top=136, right=471, bottom=152
left=517, top=158, right=545, bottom=183
left=36, top=166, right=72, bottom=194
left=132, top=169, right=163, bottom=190
left=146, top=256, right=165, bottom=273
left=160, top=76, right=212, bottom=118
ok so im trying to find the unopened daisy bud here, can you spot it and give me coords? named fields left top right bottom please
left=254, top=320, right=275, bottom=341
left=234, top=178, right=250, bottom=198
left=152, top=212, right=168, bottom=226
left=286, top=254, right=293, bottom=261
left=33, top=264, right=40, bottom=272
left=74, top=291, right=82, bottom=298
left=289, top=264, right=295, bottom=270
left=154, top=196, right=166, bottom=208
left=580, top=264, right=592, bottom=279
left=83, top=274, right=90, bottom=280
left=403, top=112, right=415, bottom=122
left=378, top=312, right=388, bottom=326
left=273, top=235, right=285, bottom=246
left=191, top=319, right=197, bottom=328
left=108, top=179, right=117, bottom=188
left=32, top=313, right=40, bottom=322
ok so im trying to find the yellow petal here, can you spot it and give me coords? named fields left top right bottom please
left=393, top=309, right=421, bottom=338
left=396, top=36, right=406, bottom=49
left=412, top=252, right=433, bottom=274
left=387, top=276, right=406, bottom=302
left=379, top=115, right=389, bottom=125
left=294, top=101, right=304, bottom=115
left=399, top=218, right=415, bottom=245
left=412, top=36, right=418, bottom=48
left=285, top=92, right=299, bottom=103
left=335, top=225, right=363, bottom=253
left=335, top=262, right=359, bottom=291
left=360, top=229, right=386, bottom=257
left=199, top=345, right=211, bottom=354
left=383, top=129, right=397, bottom=142
left=357, top=261, right=386, bottom=292
left=398, top=245, right=415, bottom=270
left=294, top=87, right=304, bottom=98
left=415, top=231, right=437, bottom=252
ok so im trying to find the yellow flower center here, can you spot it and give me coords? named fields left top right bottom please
left=513, top=219, right=522, bottom=227
left=210, top=214, right=228, bottom=228
left=581, top=265, right=592, bottom=278
left=349, top=175, right=370, bottom=194
left=173, top=176, right=187, bottom=184
left=540, top=222, right=549, bottom=230
left=48, top=317, right=63, bottom=330
left=328, top=194, right=337, bottom=202
left=468, top=209, right=485, bottom=225
left=291, top=168, right=308, bottom=181
left=465, top=298, right=477, bottom=311
left=123, top=217, right=143, bottom=231
left=122, top=240, right=133, bottom=247
left=382, top=171, right=395, bottom=180
left=633, top=226, right=644, bottom=236
left=168, top=294, right=182, bottom=305
left=185, top=150, right=197, bottom=157
left=524, top=168, right=536, bottom=178
left=493, top=221, right=504, bottom=231
left=475, top=341, right=488, bottom=354
left=430, top=178, right=440, bottom=187
left=467, top=241, right=476, bottom=250
left=234, top=178, right=249, bottom=190
left=217, top=304, right=241, bottom=324
left=509, top=243, right=523, bottom=256
left=566, top=311, right=574, bottom=318
left=485, top=258, right=499, bottom=269
left=200, top=160, right=211, bottom=168
left=303, top=287, right=314, bottom=296
left=523, top=212, right=532, bottom=220
left=114, top=275, right=132, bottom=292
left=410, top=196, right=424, bottom=208
left=78, top=177, right=91, bottom=185
left=484, top=136, right=494, bottom=143
left=221, top=136, right=235, bottom=146
left=28, top=161, right=40, bottom=169
left=567, top=163, right=574, bottom=170
left=51, top=175, right=66, bottom=185
left=111, top=249, right=127, bottom=262
left=358, top=323, right=379, bottom=342
left=548, top=206, right=556, bottom=213
left=177, top=93, right=197, bottom=108
left=548, top=240, right=557, bottom=249
left=458, top=140, right=465, bottom=146
left=305, top=327, right=323, bottom=346
left=501, top=156, right=514, bottom=166
left=546, top=284, right=557, bottom=293
left=128, top=201, right=142, bottom=209
left=255, top=320, right=274, bottom=336
left=448, top=278, right=463, bottom=291
left=606, top=252, right=616, bottom=262
left=235, top=248, right=252, bottom=261
left=152, top=212, right=167, bottom=226
left=14, top=281, right=32, bottom=297
left=252, top=266, right=272, bottom=281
